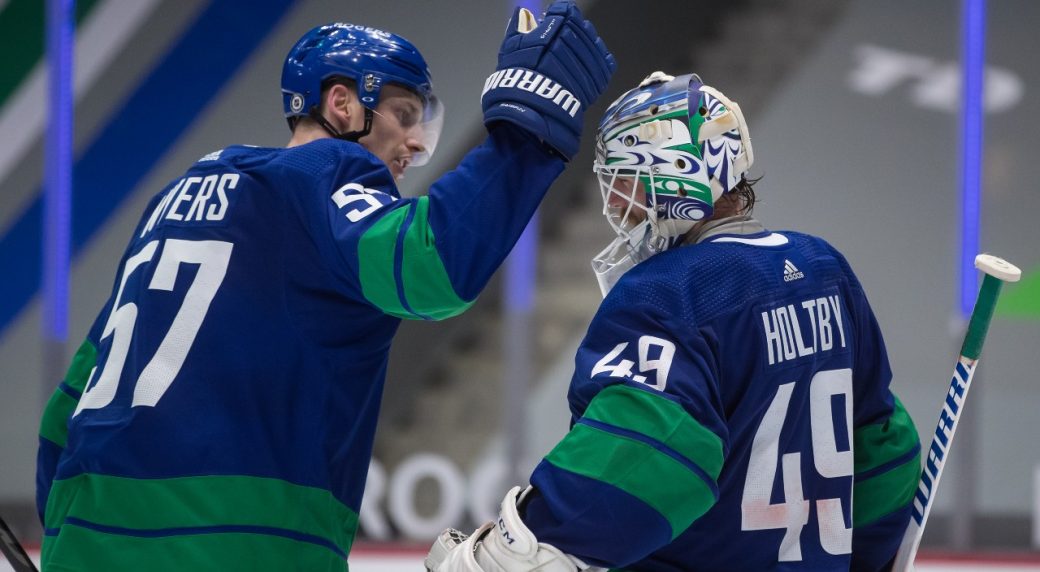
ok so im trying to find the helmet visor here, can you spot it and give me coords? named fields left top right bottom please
left=411, top=94, right=443, bottom=166
left=371, top=88, right=444, bottom=167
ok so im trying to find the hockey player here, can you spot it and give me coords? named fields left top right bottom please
left=427, top=72, right=921, bottom=571
left=35, top=4, right=614, bottom=570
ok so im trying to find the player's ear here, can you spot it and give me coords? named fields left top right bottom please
left=323, top=83, right=357, bottom=129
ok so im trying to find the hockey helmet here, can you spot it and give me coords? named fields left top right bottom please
left=281, top=23, right=444, bottom=165
left=591, top=71, right=754, bottom=296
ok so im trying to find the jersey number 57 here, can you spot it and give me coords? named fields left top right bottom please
left=74, top=239, right=233, bottom=416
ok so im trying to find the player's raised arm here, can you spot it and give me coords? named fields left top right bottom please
left=288, top=1, right=615, bottom=321
left=424, top=0, right=615, bottom=305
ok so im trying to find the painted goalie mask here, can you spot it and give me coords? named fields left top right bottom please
left=591, top=72, right=754, bottom=296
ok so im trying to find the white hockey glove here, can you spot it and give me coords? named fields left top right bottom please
left=425, top=486, right=600, bottom=572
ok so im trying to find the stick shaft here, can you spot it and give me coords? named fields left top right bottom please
left=0, top=516, right=37, bottom=572
left=891, top=356, right=977, bottom=572
left=891, top=274, right=1005, bottom=572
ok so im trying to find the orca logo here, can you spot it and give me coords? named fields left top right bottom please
left=289, top=93, right=305, bottom=113
left=667, top=200, right=706, bottom=221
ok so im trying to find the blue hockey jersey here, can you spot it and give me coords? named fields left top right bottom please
left=36, top=127, right=563, bottom=570
left=522, top=218, right=921, bottom=571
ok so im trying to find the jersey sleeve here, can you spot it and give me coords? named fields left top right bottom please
left=291, top=126, right=563, bottom=321
left=36, top=321, right=104, bottom=525
left=838, top=262, right=921, bottom=571
left=521, top=275, right=728, bottom=568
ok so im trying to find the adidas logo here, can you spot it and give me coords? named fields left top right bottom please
left=783, top=259, right=804, bottom=282
left=199, top=149, right=223, bottom=162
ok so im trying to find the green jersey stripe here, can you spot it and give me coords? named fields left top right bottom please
left=546, top=422, right=716, bottom=539
left=39, top=390, right=79, bottom=448
left=852, top=450, right=921, bottom=527
left=39, top=338, right=96, bottom=447
left=398, top=197, right=472, bottom=319
left=42, top=523, right=346, bottom=571
left=44, top=473, right=358, bottom=556
left=357, top=198, right=472, bottom=320
left=63, top=338, right=98, bottom=393
left=853, top=396, right=919, bottom=475
left=357, top=204, right=409, bottom=316
left=582, top=384, right=724, bottom=480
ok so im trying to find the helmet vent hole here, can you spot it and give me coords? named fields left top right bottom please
left=622, top=135, right=637, bottom=147
left=675, top=158, right=687, bottom=170
left=649, top=104, right=659, bottom=115
left=699, top=106, right=708, bottom=117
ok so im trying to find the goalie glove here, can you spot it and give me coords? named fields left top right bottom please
left=482, top=1, right=616, bottom=161
left=425, top=486, right=602, bottom=572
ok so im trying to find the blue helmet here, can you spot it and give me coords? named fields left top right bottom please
left=281, top=23, right=443, bottom=165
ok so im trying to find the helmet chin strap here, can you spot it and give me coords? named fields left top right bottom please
left=308, top=106, right=374, bottom=142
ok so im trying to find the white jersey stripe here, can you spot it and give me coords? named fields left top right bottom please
left=712, top=233, right=790, bottom=247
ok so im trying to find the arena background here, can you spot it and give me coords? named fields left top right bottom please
left=1, top=0, right=1038, bottom=566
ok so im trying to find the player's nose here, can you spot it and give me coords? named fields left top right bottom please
left=405, top=136, right=425, bottom=156
left=607, top=189, right=632, bottom=209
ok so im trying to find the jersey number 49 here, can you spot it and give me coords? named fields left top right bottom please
left=740, top=369, right=854, bottom=561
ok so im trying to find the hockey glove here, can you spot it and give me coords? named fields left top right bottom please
left=425, top=486, right=600, bottom=572
left=481, top=1, right=616, bottom=161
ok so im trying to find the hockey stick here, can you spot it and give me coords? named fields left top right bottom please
left=891, top=254, right=1022, bottom=572
left=0, top=514, right=38, bottom=572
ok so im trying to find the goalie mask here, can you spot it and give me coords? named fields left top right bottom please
left=591, top=71, right=754, bottom=296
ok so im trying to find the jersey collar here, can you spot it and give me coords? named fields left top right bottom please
left=682, top=215, right=767, bottom=245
